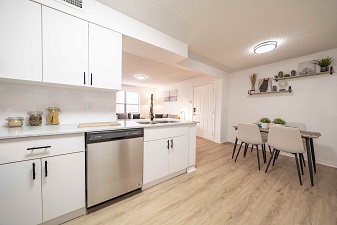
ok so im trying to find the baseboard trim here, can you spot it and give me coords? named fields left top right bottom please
left=187, top=165, right=196, bottom=173
left=142, top=169, right=186, bottom=190
left=39, top=207, right=85, bottom=225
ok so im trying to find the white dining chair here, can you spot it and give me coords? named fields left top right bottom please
left=265, top=125, right=306, bottom=185
left=234, top=123, right=266, bottom=170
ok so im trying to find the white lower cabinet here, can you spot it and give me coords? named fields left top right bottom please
left=143, top=134, right=189, bottom=184
left=0, top=159, right=43, bottom=225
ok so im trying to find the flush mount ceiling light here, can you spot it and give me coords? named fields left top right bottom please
left=134, top=74, right=148, bottom=80
left=254, top=41, right=278, bottom=54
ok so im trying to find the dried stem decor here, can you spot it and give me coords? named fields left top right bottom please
left=250, top=73, right=257, bottom=92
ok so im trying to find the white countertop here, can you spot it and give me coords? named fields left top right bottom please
left=0, top=119, right=197, bottom=140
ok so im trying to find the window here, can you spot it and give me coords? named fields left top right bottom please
left=116, top=91, right=140, bottom=113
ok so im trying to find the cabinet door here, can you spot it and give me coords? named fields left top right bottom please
left=143, top=139, right=169, bottom=184
left=42, top=152, right=85, bottom=222
left=0, top=0, right=42, bottom=81
left=0, top=159, right=42, bottom=225
left=169, top=135, right=189, bottom=174
left=89, top=23, right=122, bottom=90
left=42, top=6, right=88, bottom=86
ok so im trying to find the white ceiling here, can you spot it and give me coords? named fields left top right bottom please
left=122, top=52, right=202, bottom=88
left=97, top=0, right=337, bottom=72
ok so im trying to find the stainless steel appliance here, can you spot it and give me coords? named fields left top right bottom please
left=86, top=128, right=144, bottom=208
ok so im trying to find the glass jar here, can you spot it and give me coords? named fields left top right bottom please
left=6, top=117, right=24, bottom=127
left=27, top=111, right=43, bottom=126
left=46, top=107, right=60, bottom=125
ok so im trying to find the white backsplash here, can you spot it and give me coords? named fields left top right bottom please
left=0, top=83, right=117, bottom=127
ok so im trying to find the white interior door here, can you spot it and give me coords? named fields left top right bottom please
left=193, top=84, right=215, bottom=140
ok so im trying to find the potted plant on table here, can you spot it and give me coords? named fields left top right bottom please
left=260, top=117, right=271, bottom=129
left=249, top=73, right=257, bottom=93
left=273, top=118, right=286, bottom=126
left=313, top=56, right=334, bottom=72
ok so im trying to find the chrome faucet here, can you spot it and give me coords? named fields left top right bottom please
left=149, top=94, right=154, bottom=121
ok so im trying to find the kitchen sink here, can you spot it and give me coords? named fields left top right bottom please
left=137, top=121, right=158, bottom=124
left=137, top=120, right=181, bottom=125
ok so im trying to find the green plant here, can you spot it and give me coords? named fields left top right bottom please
left=313, top=57, right=334, bottom=67
left=260, top=117, right=271, bottom=123
left=273, top=118, right=286, bottom=125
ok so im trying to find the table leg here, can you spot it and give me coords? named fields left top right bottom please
left=310, top=138, right=317, bottom=173
left=232, top=137, right=238, bottom=159
left=306, top=138, right=314, bottom=186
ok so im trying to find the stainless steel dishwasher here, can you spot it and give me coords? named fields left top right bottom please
left=86, top=128, right=144, bottom=208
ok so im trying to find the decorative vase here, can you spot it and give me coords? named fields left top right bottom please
left=320, top=66, right=329, bottom=72
left=251, top=85, right=255, bottom=91
left=261, top=123, right=269, bottom=129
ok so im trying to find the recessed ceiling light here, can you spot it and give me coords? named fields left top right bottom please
left=254, top=41, right=278, bottom=54
left=134, top=74, right=148, bottom=80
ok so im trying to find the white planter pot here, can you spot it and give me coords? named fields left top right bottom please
left=261, top=123, right=269, bottom=129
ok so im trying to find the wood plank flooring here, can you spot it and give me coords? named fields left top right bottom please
left=65, top=138, right=337, bottom=225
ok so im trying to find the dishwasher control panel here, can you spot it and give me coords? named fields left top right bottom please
left=86, top=128, right=144, bottom=143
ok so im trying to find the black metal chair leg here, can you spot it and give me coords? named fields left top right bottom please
left=299, top=153, right=304, bottom=175
left=256, top=145, right=260, bottom=170
left=265, top=149, right=276, bottom=173
left=268, top=145, right=272, bottom=154
left=243, top=144, right=248, bottom=157
left=306, top=138, right=314, bottom=186
left=300, top=153, right=306, bottom=167
left=295, top=154, right=302, bottom=186
left=262, top=144, right=266, bottom=163
left=275, top=150, right=280, bottom=159
left=272, top=150, right=278, bottom=166
left=234, top=142, right=243, bottom=162
left=251, top=145, right=254, bottom=153
left=231, top=137, right=238, bottom=159
left=310, top=138, right=317, bottom=173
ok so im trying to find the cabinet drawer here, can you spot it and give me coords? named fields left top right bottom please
left=0, top=133, right=84, bottom=165
left=144, top=126, right=189, bottom=141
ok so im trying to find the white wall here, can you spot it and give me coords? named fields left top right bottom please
left=121, top=84, right=156, bottom=118
left=156, top=75, right=229, bottom=143
left=0, top=83, right=116, bottom=126
left=227, top=48, right=337, bottom=167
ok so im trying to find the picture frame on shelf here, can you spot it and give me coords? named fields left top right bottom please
left=258, top=77, right=272, bottom=92
left=298, top=61, right=316, bottom=75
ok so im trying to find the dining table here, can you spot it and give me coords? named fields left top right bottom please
left=232, top=125, right=321, bottom=186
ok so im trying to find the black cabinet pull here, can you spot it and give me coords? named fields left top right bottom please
left=167, top=140, right=170, bottom=150
left=27, top=146, right=51, bottom=151
left=90, top=73, right=93, bottom=85
left=171, top=139, right=173, bottom=149
left=45, top=161, right=48, bottom=177
left=84, top=72, right=86, bottom=84
left=32, top=163, right=36, bottom=180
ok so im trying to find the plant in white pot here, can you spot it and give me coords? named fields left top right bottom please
left=260, top=117, right=271, bottom=129
left=313, top=56, right=333, bottom=72
left=273, top=118, right=286, bottom=126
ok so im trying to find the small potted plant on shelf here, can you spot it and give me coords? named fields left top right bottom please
left=313, top=56, right=334, bottom=72
left=260, top=117, right=271, bottom=129
left=249, top=73, right=257, bottom=93
left=273, top=118, right=286, bottom=126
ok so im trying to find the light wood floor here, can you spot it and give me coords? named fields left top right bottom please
left=65, top=138, right=337, bottom=225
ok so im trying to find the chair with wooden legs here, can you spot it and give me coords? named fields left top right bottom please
left=265, top=125, right=306, bottom=186
left=233, top=123, right=266, bottom=170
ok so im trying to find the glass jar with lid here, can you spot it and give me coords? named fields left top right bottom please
left=27, top=111, right=43, bottom=126
left=46, top=107, right=60, bottom=125
left=6, top=117, right=24, bottom=127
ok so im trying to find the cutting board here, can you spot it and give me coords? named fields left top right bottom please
left=78, top=122, right=121, bottom=128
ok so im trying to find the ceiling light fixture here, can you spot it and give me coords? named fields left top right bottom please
left=134, top=74, right=148, bottom=80
left=254, top=41, right=278, bottom=54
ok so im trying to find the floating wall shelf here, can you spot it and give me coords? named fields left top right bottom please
left=274, top=71, right=334, bottom=81
left=248, top=90, right=292, bottom=95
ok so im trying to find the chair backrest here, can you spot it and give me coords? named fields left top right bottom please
left=267, top=125, right=305, bottom=153
left=237, top=123, right=263, bottom=145
left=286, top=122, right=307, bottom=131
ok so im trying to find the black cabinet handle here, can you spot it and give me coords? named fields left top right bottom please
left=32, top=163, right=36, bottom=180
left=27, top=146, right=51, bottom=151
left=90, top=73, right=93, bottom=85
left=167, top=140, right=170, bottom=150
left=171, top=139, right=173, bottom=149
left=45, top=161, right=48, bottom=177
left=84, top=72, right=86, bottom=84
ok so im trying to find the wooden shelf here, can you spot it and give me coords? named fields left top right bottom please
left=248, top=90, right=292, bottom=95
left=274, top=71, right=334, bottom=81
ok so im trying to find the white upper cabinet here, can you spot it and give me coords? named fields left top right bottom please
left=42, top=6, right=88, bottom=86
left=89, top=23, right=122, bottom=90
left=0, top=0, right=42, bottom=82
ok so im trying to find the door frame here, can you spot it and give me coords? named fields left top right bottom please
left=193, top=83, right=215, bottom=141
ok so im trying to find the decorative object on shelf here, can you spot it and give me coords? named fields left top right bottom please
left=284, top=73, right=290, bottom=78
left=289, top=86, right=292, bottom=91
left=258, top=77, right=272, bottom=92
left=278, top=80, right=288, bottom=91
left=278, top=71, right=284, bottom=78
left=272, top=85, right=277, bottom=91
left=298, top=61, right=315, bottom=75
left=291, top=70, right=297, bottom=76
left=260, top=117, right=271, bottom=129
left=249, top=73, right=257, bottom=93
left=313, top=56, right=334, bottom=72
left=164, top=89, right=178, bottom=102
left=273, top=118, right=286, bottom=125
left=248, top=90, right=292, bottom=95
